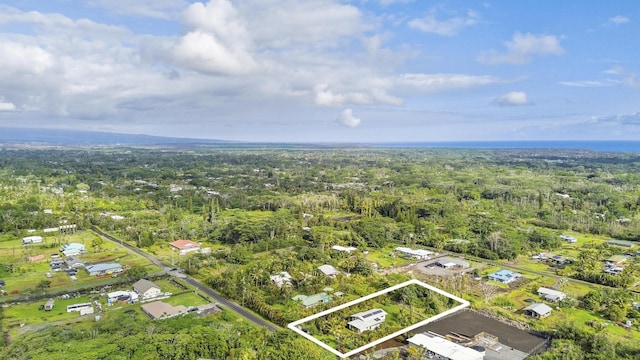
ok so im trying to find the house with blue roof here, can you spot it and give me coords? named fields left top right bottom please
left=487, top=269, right=522, bottom=284
left=61, top=243, right=87, bottom=256
left=86, top=263, right=122, bottom=276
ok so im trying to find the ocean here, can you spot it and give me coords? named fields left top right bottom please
left=375, top=141, right=640, bottom=153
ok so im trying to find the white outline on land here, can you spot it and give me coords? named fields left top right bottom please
left=287, top=279, right=470, bottom=358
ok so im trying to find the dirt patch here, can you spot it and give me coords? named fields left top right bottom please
left=415, top=309, right=547, bottom=354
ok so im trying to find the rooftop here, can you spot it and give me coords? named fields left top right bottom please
left=524, top=303, right=552, bottom=316
left=318, top=264, right=340, bottom=276
left=133, top=279, right=160, bottom=294
left=407, top=333, right=484, bottom=360
left=141, top=301, right=188, bottom=320
left=169, top=239, right=200, bottom=250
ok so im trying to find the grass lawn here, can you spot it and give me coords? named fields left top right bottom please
left=365, top=247, right=414, bottom=268
left=162, top=292, right=210, bottom=307
left=0, top=236, right=160, bottom=296
left=2, top=294, right=99, bottom=332
left=486, top=280, right=510, bottom=289
left=153, top=279, right=184, bottom=294
left=537, top=307, right=640, bottom=344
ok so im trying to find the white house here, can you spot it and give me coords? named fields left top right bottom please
left=169, top=239, right=201, bottom=255
left=524, top=303, right=553, bottom=319
left=395, top=247, right=434, bottom=260
left=559, top=235, right=577, bottom=243
left=133, top=279, right=162, bottom=300
left=347, top=308, right=386, bottom=333
left=22, top=236, right=43, bottom=245
left=407, top=333, right=484, bottom=360
left=270, top=271, right=293, bottom=287
left=537, top=287, right=566, bottom=302
left=435, top=257, right=470, bottom=269
left=332, top=245, right=357, bottom=253
left=317, top=264, right=340, bottom=277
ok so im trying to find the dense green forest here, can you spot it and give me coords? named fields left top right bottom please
left=1, top=146, right=640, bottom=359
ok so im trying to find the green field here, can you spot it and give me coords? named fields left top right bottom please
left=0, top=232, right=161, bottom=297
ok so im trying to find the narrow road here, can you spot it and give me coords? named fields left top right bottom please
left=181, top=276, right=278, bottom=332
left=90, top=227, right=279, bottom=331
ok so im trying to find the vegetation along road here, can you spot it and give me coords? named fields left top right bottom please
left=90, top=227, right=278, bottom=332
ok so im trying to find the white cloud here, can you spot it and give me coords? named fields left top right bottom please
left=0, top=99, right=16, bottom=111
left=379, top=0, right=413, bottom=5
left=88, top=0, right=188, bottom=19
left=172, top=0, right=255, bottom=75
left=336, top=108, right=361, bottom=128
left=398, top=73, right=500, bottom=91
left=0, top=40, right=54, bottom=74
left=608, top=15, right=630, bottom=25
left=479, top=32, right=564, bottom=64
left=409, top=10, right=479, bottom=36
left=314, top=84, right=402, bottom=106
left=241, top=0, right=367, bottom=49
left=492, top=91, right=533, bottom=106
left=603, top=66, right=640, bottom=88
left=592, top=112, right=640, bottom=125
left=558, top=80, right=609, bottom=87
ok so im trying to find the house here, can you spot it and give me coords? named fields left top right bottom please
left=45, top=298, right=55, bottom=311
left=407, top=333, right=484, bottom=360
left=141, top=301, right=188, bottom=320
left=196, top=303, right=220, bottom=316
left=270, top=271, right=293, bottom=287
left=61, top=243, right=86, bottom=256
left=605, top=255, right=628, bottom=268
left=331, top=245, right=357, bottom=253
left=394, top=247, right=434, bottom=260
left=607, top=239, right=636, bottom=248
left=549, top=255, right=569, bottom=266
left=318, top=264, right=340, bottom=277
left=169, top=239, right=201, bottom=255
left=537, top=287, right=566, bottom=302
left=559, top=235, right=577, bottom=243
left=107, top=290, right=139, bottom=303
left=133, top=279, right=162, bottom=300
left=347, top=308, right=386, bottom=333
left=487, top=269, right=522, bottom=284
left=523, top=303, right=553, bottom=318
left=435, top=257, right=470, bottom=269
left=292, top=292, right=331, bottom=308
left=65, top=257, right=85, bottom=268
left=110, top=215, right=125, bottom=220
left=86, top=263, right=122, bottom=276
left=22, top=236, right=43, bottom=245
left=604, top=266, right=625, bottom=275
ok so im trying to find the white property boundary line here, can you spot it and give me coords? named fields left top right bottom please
left=287, top=279, right=470, bottom=358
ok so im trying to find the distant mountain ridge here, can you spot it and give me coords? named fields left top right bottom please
left=0, top=127, right=234, bottom=146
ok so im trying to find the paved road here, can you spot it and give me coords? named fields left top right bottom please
left=90, top=227, right=279, bottom=331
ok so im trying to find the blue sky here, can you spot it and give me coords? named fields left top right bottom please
left=0, top=0, right=639, bottom=142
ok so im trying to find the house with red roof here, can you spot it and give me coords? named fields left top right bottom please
left=169, top=239, right=201, bottom=255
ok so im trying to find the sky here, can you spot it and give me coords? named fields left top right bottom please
left=0, top=0, right=639, bottom=143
